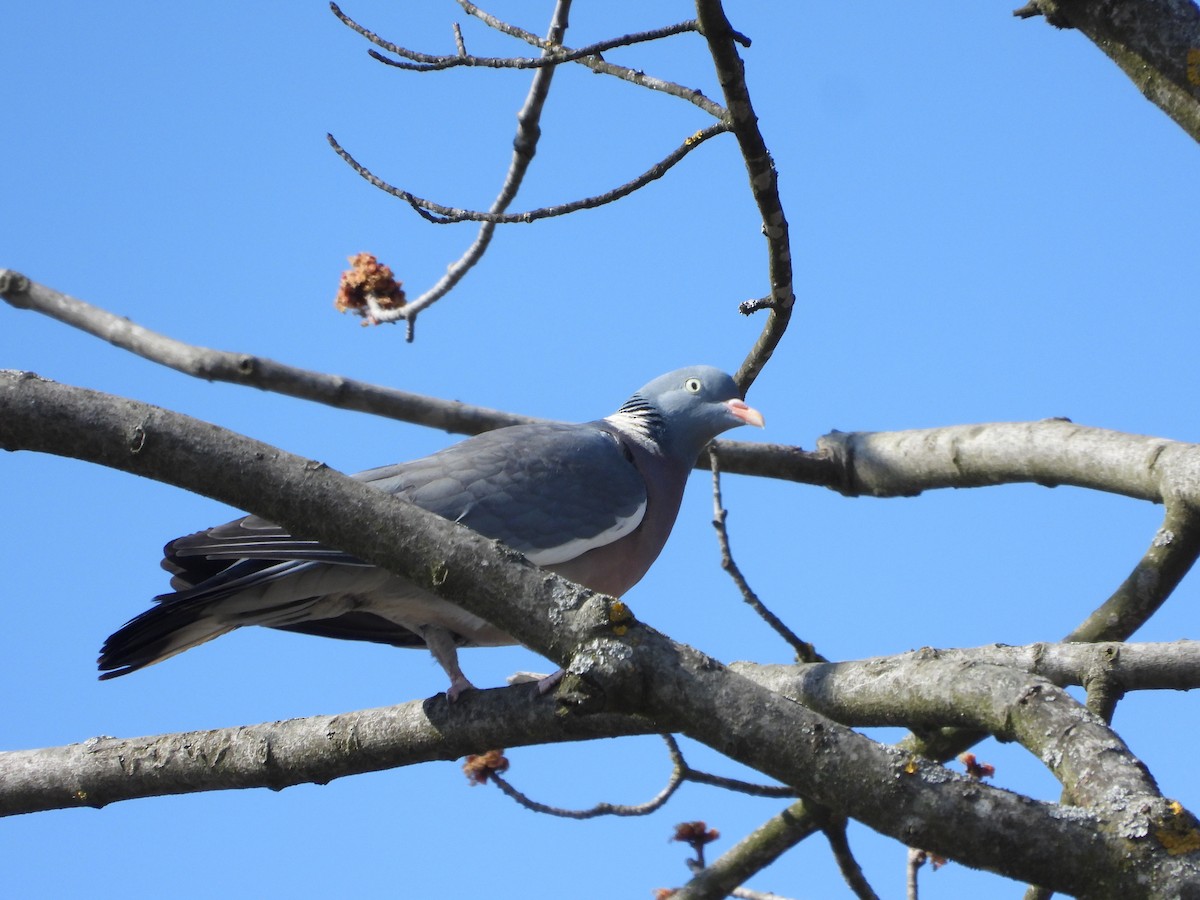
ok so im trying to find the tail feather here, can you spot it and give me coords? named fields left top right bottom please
left=98, top=602, right=234, bottom=680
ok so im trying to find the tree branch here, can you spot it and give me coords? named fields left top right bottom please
left=1066, top=502, right=1200, bottom=642
left=0, top=688, right=652, bottom=817
left=824, top=820, right=882, bottom=900
left=328, top=122, right=730, bottom=224
left=15, top=267, right=1200, bottom=517
left=1015, top=0, right=1200, bottom=144
left=674, top=800, right=824, bottom=899
left=329, top=2, right=700, bottom=72
left=735, top=653, right=1164, bottom=811
left=14, top=268, right=1200, bottom=521
left=693, top=0, right=794, bottom=390
left=4, top=372, right=1191, bottom=894
left=457, top=0, right=727, bottom=116
left=709, top=446, right=821, bottom=662
left=332, top=0, right=574, bottom=335
left=815, top=421, right=1200, bottom=503
left=0, top=269, right=531, bottom=435
left=486, top=733, right=684, bottom=818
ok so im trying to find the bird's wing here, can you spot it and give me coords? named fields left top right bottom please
left=162, top=421, right=648, bottom=590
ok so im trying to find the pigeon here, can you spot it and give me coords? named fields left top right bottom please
left=98, top=366, right=764, bottom=698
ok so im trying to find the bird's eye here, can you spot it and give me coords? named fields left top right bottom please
left=684, top=377, right=702, bottom=393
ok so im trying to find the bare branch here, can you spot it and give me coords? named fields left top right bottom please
left=1015, top=0, right=1200, bottom=144
left=0, top=270, right=532, bottom=435
left=693, top=1, right=795, bottom=391
left=329, top=123, right=730, bottom=224
left=673, top=801, right=824, bottom=900
left=332, top=2, right=699, bottom=71
left=736, top=649, right=1171, bottom=808
left=458, top=1, right=726, bottom=116
left=334, top=1, right=573, bottom=335
left=814, top=421, right=1200, bottom=503
left=486, top=734, right=683, bottom=818
left=18, top=267, right=1200, bottom=518
left=376, top=24, right=701, bottom=72
left=15, top=269, right=1200, bottom=521
left=736, top=640, right=1200, bottom=716
left=3, top=373, right=1180, bottom=894
left=1066, top=502, right=1200, bottom=642
left=0, top=687, right=653, bottom=816
left=824, top=821, right=882, bottom=900
left=709, top=446, right=822, bottom=662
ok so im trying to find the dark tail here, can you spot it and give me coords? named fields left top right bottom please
left=98, top=597, right=233, bottom=679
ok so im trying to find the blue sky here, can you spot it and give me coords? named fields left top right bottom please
left=3, top=2, right=1198, bottom=897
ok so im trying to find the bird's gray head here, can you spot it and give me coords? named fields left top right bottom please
left=607, top=365, right=764, bottom=460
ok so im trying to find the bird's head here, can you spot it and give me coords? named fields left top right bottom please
left=608, top=366, right=764, bottom=461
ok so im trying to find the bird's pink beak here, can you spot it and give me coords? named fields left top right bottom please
left=725, top=398, right=765, bottom=428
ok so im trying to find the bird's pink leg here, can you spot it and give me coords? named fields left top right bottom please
left=420, top=625, right=476, bottom=701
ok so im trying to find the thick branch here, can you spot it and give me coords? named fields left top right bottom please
left=1017, top=0, right=1200, bottom=144
left=735, top=653, right=1163, bottom=811
left=0, top=688, right=652, bottom=816
left=816, top=421, right=1200, bottom=503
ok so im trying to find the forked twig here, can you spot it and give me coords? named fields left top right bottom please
left=483, top=734, right=791, bottom=819
left=459, top=0, right=726, bottom=116
left=331, top=0, right=574, bottom=337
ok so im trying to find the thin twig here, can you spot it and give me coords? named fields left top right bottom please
left=668, top=734, right=795, bottom=798
left=379, top=23, right=701, bottom=72
left=332, top=3, right=699, bottom=72
left=693, top=0, right=795, bottom=392
left=0, top=270, right=532, bottom=434
left=823, top=821, right=881, bottom=900
left=490, top=767, right=682, bottom=818
left=907, top=847, right=924, bottom=900
left=487, top=733, right=684, bottom=818
left=459, top=0, right=726, bottom=117
left=335, top=0, right=574, bottom=336
left=329, top=123, right=729, bottom=225
left=710, top=446, right=824, bottom=662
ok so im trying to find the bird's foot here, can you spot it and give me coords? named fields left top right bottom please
left=445, top=674, right=477, bottom=702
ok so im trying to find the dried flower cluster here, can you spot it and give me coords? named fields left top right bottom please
left=333, top=252, right=406, bottom=322
left=462, top=749, right=510, bottom=786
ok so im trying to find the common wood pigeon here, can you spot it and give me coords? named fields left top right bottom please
left=98, top=366, right=764, bottom=698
